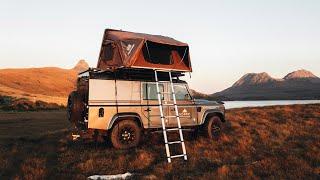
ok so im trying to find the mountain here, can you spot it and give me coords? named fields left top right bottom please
left=232, top=72, right=276, bottom=87
left=284, top=69, right=317, bottom=80
left=0, top=60, right=88, bottom=105
left=73, top=59, right=89, bottom=73
left=212, top=70, right=320, bottom=100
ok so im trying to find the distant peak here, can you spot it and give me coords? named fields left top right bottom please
left=73, top=60, right=89, bottom=73
left=232, top=72, right=275, bottom=87
left=243, top=72, right=269, bottom=77
left=284, top=69, right=317, bottom=80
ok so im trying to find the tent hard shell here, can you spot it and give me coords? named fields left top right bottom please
left=97, top=29, right=192, bottom=72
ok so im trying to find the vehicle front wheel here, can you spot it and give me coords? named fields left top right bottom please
left=110, top=120, right=141, bottom=149
left=204, top=116, right=222, bottom=139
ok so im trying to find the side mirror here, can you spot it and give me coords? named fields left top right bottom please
left=184, top=94, right=191, bottom=100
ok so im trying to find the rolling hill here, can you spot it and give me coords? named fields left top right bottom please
left=0, top=60, right=88, bottom=105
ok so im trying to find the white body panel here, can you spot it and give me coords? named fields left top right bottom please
left=89, top=79, right=116, bottom=105
left=87, top=78, right=198, bottom=130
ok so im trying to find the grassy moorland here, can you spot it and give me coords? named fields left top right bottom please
left=0, top=104, right=319, bottom=179
left=0, top=95, right=65, bottom=111
left=0, top=67, right=78, bottom=106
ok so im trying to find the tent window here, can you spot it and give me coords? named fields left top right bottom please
left=176, top=46, right=189, bottom=66
left=103, top=43, right=114, bottom=61
left=142, top=41, right=173, bottom=65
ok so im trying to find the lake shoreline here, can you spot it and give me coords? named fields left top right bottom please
left=222, top=100, right=320, bottom=109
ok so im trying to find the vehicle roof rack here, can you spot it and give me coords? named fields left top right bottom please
left=80, top=67, right=186, bottom=83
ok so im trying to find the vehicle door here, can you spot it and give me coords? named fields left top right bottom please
left=141, top=82, right=169, bottom=128
left=167, top=83, right=197, bottom=127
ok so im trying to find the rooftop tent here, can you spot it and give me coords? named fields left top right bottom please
left=97, top=29, right=192, bottom=72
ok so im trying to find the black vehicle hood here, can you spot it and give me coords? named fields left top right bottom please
left=193, top=99, right=224, bottom=106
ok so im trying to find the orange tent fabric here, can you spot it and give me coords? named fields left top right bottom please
left=97, top=29, right=192, bottom=72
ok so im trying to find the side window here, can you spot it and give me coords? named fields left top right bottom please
left=102, top=43, right=114, bottom=61
left=143, top=83, right=164, bottom=100
left=171, top=84, right=191, bottom=100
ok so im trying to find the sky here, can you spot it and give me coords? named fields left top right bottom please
left=1, top=0, right=320, bottom=93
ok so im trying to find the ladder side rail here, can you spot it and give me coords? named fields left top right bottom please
left=154, top=70, right=172, bottom=163
left=168, top=71, right=188, bottom=160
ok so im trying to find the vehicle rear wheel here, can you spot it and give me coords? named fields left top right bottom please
left=204, top=116, right=222, bottom=139
left=110, top=120, right=141, bottom=149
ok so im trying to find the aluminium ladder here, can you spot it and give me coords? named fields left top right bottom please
left=154, top=70, right=188, bottom=163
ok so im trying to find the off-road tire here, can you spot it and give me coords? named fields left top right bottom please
left=67, top=91, right=84, bottom=127
left=110, top=120, right=141, bottom=149
left=204, top=115, right=222, bottom=139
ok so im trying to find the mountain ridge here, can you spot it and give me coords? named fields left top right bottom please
left=284, top=69, right=317, bottom=80
left=211, top=69, right=320, bottom=100
left=232, top=72, right=276, bottom=87
left=233, top=69, right=319, bottom=87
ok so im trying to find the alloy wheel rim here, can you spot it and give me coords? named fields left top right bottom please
left=119, top=127, right=136, bottom=144
left=211, top=122, right=221, bottom=137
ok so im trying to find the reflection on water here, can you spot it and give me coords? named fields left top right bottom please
left=223, top=100, right=320, bottom=109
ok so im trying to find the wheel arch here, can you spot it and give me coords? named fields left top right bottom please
left=201, top=110, right=225, bottom=125
left=107, top=112, right=143, bottom=130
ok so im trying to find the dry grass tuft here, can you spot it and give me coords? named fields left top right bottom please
left=20, top=158, right=46, bottom=180
left=78, top=159, right=94, bottom=173
left=217, top=165, right=229, bottom=177
left=131, top=150, right=155, bottom=170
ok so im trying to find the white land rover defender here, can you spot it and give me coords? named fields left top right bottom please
left=67, top=29, right=225, bottom=162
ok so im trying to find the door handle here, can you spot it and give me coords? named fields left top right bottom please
left=144, top=108, right=151, bottom=112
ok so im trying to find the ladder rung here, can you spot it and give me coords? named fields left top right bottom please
left=164, top=116, right=181, bottom=119
left=149, top=115, right=177, bottom=118
left=179, top=116, right=191, bottom=118
left=154, top=69, right=171, bottom=72
left=162, top=104, right=175, bottom=106
left=166, top=128, right=180, bottom=131
left=163, top=115, right=177, bottom=118
left=149, top=115, right=161, bottom=117
left=167, top=141, right=182, bottom=145
left=158, top=92, right=173, bottom=94
left=170, top=154, right=186, bottom=158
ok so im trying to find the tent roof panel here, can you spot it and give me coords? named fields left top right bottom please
left=106, top=29, right=188, bottom=46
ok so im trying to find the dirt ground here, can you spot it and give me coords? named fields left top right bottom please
left=0, top=104, right=319, bottom=179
